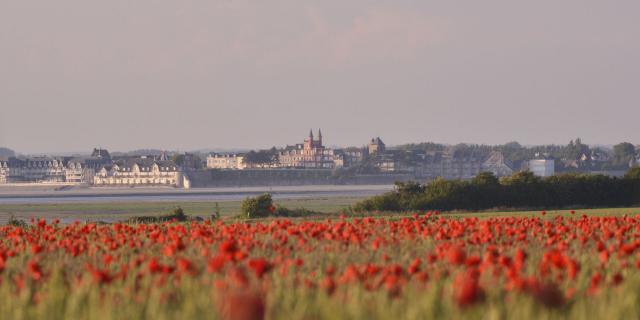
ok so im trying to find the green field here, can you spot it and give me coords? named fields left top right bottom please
left=439, top=207, right=640, bottom=218
left=1, top=196, right=639, bottom=224
left=0, top=197, right=363, bottom=222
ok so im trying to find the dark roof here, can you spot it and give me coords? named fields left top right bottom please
left=5, top=157, right=65, bottom=167
left=91, top=148, right=111, bottom=159
left=370, top=137, right=385, bottom=145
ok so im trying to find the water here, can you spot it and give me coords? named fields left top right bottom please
left=0, top=185, right=393, bottom=205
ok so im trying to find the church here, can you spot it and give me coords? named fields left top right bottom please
left=278, top=129, right=335, bottom=169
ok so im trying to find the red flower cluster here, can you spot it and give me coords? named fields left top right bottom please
left=0, top=212, right=639, bottom=316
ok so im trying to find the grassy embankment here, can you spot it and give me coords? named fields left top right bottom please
left=1, top=197, right=639, bottom=224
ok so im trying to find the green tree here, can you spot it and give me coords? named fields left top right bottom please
left=394, top=181, right=425, bottom=195
left=500, top=171, right=540, bottom=185
left=472, top=172, right=499, bottom=185
left=243, top=148, right=279, bottom=167
left=563, top=138, right=590, bottom=160
left=172, top=154, right=185, bottom=166
left=613, top=142, right=636, bottom=167
left=624, top=167, right=640, bottom=179
left=241, top=194, right=275, bottom=218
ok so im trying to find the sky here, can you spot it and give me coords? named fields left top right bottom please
left=1, top=1, right=639, bottom=154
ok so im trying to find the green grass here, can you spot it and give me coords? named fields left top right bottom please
left=440, top=207, right=640, bottom=219
left=0, top=197, right=363, bottom=222
left=2, top=197, right=640, bottom=225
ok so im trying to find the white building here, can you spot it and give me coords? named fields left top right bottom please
left=0, top=148, right=112, bottom=185
left=65, top=161, right=90, bottom=184
left=93, top=159, right=182, bottom=187
left=0, top=160, right=8, bottom=184
left=2, top=158, right=67, bottom=183
left=529, top=159, right=555, bottom=177
left=207, top=153, right=246, bottom=170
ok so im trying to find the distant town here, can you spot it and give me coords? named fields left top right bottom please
left=1, top=130, right=639, bottom=189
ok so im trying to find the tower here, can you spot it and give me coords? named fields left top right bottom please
left=305, top=129, right=314, bottom=150
left=317, top=129, right=322, bottom=146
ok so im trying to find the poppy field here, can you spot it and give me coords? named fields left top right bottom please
left=2, top=211, right=640, bottom=319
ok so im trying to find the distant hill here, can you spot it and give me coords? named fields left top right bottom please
left=0, top=147, right=15, bottom=158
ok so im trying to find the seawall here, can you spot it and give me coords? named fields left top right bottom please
left=187, top=169, right=415, bottom=187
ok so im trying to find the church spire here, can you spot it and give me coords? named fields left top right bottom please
left=309, top=129, right=314, bottom=140
left=317, top=129, right=322, bottom=146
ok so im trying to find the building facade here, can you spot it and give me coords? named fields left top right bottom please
left=416, top=158, right=483, bottom=180
left=207, top=153, right=246, bottom=170
left=528, top=159, right=555, bottom=177
left=369, top=145, right=514, bottom=180
left=334, top=147, right=366, bottom=168
left=64, top=148, right=113, bottom=183
left=278, top=130, right=334, bottom=169
left=0, top=148, right=184, bottom=187
left=0, top=160, right=8, bottom=184
left=0, top=148, right=112, bottom=185
left=93, top=158, right=182, bottom=187
left=368, top=137, right=386, bottom=155
left=480, top=151, right=515, bottom=177
left=2, top=157, right=67, bottom=183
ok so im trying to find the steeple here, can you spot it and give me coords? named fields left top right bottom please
left=309, top=129, right=314, bottom=140
left=317, top=129, right=322, bottom=146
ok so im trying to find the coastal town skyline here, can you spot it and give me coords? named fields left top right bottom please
left=0, top=132, right=636, bottom=156
left=2, top=129, right=639, bottom=188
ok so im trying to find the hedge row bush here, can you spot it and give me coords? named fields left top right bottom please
left=353, top=168, right=640, bottom=212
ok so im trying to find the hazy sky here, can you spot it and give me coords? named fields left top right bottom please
left=1, top=1, right=639, bottom=154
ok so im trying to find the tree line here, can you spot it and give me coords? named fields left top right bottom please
left=394, top=139, right=639, bottom=170
left=353, top=168, right=640, bottom=212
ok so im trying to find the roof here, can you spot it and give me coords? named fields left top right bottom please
left=482, top=151, right=514, bottom=169
left=109, top=158, right=179, bottom=172
left=91, top=148, right=111, bottom=159
left=208, top=153, right=245, bottom=158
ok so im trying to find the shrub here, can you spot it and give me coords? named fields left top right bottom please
left=7, top=215, right=28, bottom=228
left=353, top=194, right=401, bottom=212
left=171, top=207, right=187, bottom=221
left=213, top=202, right=221, bottom=220
left=354, top=168, right=640, bottom=212
left=273, top=205, right=318, bottom=217
left=127, top=207, right=189, bottom=223
left=241, top=194, right=275, bottom=218
left=625, top=167, right=640, bottom=179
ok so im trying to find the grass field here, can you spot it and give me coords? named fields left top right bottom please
left=0, top=197, right=363, bottom=222
left=1, top=198, right=639, bottom=222
left=1, top=197, right=639, bottom=223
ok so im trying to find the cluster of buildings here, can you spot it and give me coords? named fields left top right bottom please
left=363, top=139, right=520, bottom=180
left=278, top=130, right=335, bottom=169
left=205, top=130, right=552, bottom=179
left=0, top=149, right=187, bottom=187
left=10, top=130, right=627, bottom=189
left=207, top=130, right=336, bottom=170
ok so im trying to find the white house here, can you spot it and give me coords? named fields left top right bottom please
left=207, top=153, right=246, bottom=170
left=529, top=159, right=555, bottom=177
left=93, top=159, right=182, bottom=187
